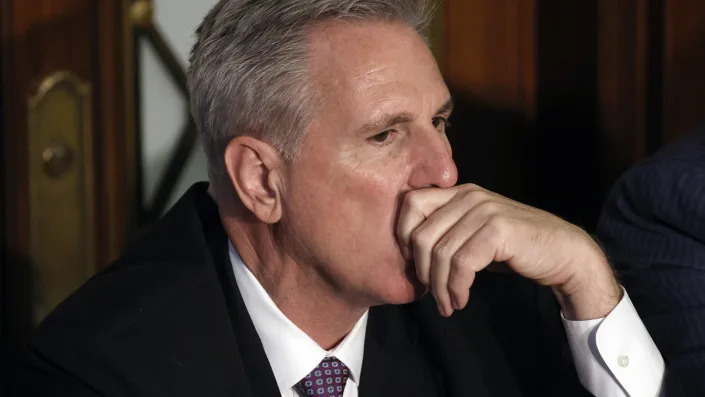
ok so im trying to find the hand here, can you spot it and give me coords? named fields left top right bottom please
left=397, top=184, right=622, bottom=320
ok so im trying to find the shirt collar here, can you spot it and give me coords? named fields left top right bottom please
left=228, top=242, right=368, bottom=395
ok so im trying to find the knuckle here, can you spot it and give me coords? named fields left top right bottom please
left=450, top=250, right=469, bottom=269
left=462, top=187, right=488, bottom=205
left=431, top=241, right=451, bottom=263
left=461, top=185, right=479, bottom=197
left=410, top=227, right=431, bottom=248
left=464, top=183, right=481, bottom=191
left=449, top=257, right=473, bottom=279
left=476, top=200, right=499, bottom=217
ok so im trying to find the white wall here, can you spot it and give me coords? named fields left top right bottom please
left=139, top=0, right=220, bottom=212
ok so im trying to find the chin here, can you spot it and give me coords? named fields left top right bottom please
left=374, top=266, right=427, bottom=305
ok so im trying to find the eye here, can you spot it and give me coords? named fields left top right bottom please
left=432, top=116, right=451, bottom=131
left=370, top=130, right=395, bottom=144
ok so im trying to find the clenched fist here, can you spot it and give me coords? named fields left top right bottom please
left=397, top=184, right=622, bottom=320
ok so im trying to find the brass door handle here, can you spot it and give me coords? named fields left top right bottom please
left=42, top=143, right=74, bottom=178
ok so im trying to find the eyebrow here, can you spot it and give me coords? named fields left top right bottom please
left=436, top=97, right=454, bottom=116
left=359, top=97, right=454, bottom=134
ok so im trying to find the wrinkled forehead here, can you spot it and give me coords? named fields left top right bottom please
left=306, top=20, right=445, bottom=110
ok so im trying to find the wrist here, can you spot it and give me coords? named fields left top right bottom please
left=553, top=252, right=622, bottom=320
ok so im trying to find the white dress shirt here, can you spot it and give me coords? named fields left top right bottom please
left=229, top=243, right=664, bottom=397
left=562, top=292, right=665, bottom=396
left=230, top=244, right=366, bottom=397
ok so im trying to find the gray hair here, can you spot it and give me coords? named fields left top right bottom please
left=188, top=0, right=433, bottom=200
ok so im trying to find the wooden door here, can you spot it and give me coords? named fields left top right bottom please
left=0, top=0, right=134, bottom=390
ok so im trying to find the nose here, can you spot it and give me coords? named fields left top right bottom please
left=407, top=129, right=458, bottom=189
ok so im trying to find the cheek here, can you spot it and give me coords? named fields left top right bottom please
left=288, top=161, right=406, bottom=249
left=342, top=161, right=405, bottom=209
left=342, top=178, right=398, bottom=236
left=336, top=169, right=409, bottom=263
left=283, top=156, right=419, bottom=302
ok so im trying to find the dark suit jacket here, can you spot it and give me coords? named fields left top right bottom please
left=12, top=183, right=595, bottom=396
left=598, top=119, right=705, bottom=395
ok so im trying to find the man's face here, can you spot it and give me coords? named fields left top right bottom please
left=280, top=21, right=457, bottom=306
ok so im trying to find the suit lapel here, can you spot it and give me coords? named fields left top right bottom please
left=115, top=184, right=264, bottom=397
left=204, top=200, right=281, bottom=397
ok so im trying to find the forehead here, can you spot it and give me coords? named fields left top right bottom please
left=306, top=21, right=447, bottom=111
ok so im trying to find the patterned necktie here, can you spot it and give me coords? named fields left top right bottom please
left=297, top=356, right=350, bottom=397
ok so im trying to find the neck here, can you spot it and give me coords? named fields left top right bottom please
left=222, top=214, right=367, bottom=350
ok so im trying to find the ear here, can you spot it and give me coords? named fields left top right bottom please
left=223, top=136, right=284, bottom=223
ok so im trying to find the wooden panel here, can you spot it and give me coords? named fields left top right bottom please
left=443, top=0, right=536, bottom=117
left=0, top=2, right=8, bottom=392
left=596, top=0, right=650, bottom=176
left=95, top=0, right=135, bottom=264
left=663, top=0, right=705, bottom=141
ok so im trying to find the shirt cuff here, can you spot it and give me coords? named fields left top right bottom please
left=561, top=288, right=665, bottom=397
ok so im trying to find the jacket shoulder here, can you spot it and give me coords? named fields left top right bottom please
left=18, top=184, right=243, bottom=396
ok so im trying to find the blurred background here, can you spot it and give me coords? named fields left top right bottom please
left=1, top=0, right=704, bottom=392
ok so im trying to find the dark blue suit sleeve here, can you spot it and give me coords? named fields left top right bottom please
left=597, top=137, right=705, bottom=394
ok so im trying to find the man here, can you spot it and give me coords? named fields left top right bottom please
left=598, top=119, right=705, bottom=394
left=15, top=1, right=666, bottom=396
